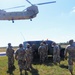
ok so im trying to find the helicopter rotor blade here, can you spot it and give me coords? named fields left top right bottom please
left=36, top=1, right=56, bottom=5
left=26, top=0, right=33, bottom=5
left=3, top=5, right=25, bottom=10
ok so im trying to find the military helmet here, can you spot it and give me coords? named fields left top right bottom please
left=8, top=43, right=11, bottom=46
left=69, top=39, right=74, bottom=44
left=19, top=44, right=23, bottom=48
left=52, top=42, right=56, bottom=47
left=26, top=43, right=30, bottom=48
left=42, top=41, right=46, bottom=44
left=40, top=43, right=43, bottom=46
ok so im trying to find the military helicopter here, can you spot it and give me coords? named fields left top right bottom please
left=0, top=0, right=56, bottom=23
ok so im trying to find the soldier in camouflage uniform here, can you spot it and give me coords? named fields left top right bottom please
left=6, top=43, right=14, bottom=70
left=52, top=42, right=60, bottom=64
left=25, top=43, right=33, bottom=70
left=15, top=44, right=26, bottom=75
left=38, top=42, right=46, bottom=63
left=43, top=41, right=48, bottom=60
left=64, top=40, right=75, bottom=75
left=32, top=43, right=37, bottom=60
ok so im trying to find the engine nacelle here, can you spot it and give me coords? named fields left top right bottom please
left=27, top=5, right=39, bottom=15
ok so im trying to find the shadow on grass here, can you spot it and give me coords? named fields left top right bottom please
left=23, top=66, right=39, bottom=75
left=29, top=66, right=39, bottom=75
left=24, top=71, right=28, bottom=75
left=59, top=64, right=68, bottom=69
left=33, top=57, right=54, bottom=66
left=7, top=65, right=16, bottom=75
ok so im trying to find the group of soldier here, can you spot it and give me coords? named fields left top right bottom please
left=6, top=43, right=33, bottom=75
left=6, top=39, right=75, bottom=75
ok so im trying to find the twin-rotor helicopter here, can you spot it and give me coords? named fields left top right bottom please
left=0, top=0, right=56, bottom=23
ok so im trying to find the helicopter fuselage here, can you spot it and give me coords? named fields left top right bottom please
left=0, top=5, right=39, bottom=23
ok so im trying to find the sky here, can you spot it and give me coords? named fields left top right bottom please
left=0, top=0, right=75, bottom=47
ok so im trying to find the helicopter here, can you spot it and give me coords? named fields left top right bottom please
left=0, top=0, right=56, bottom=23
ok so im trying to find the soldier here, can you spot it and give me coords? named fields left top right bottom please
left=42, top=41, right=48, bottom=60
left=64, top=39, right=75, bottom=75
left=38, top=42, right=46, bottom=63
left=52, top=42, right=60, bottom=64
left=32, top=43, right=36, bottom=60
left=6, top=43, right=14, bottom=70
left=25, top=43, right=33, bottom=70
left=15, top=44, right=26, bottom=75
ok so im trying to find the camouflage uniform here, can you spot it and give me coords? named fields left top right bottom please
left=52, top=42, right=60, bottom=64
left=25, top=43, right=33, bottom=69
left=32, top=44, right=37, bottom=60
left=38, top=43, right=46, bottom=63
left=6, top=43, right=14, bottom=70
left=43, top=41, right=48, bottom=60
left=64, top=40, right=75, bottom=75
left=15, top=44, right=26, bottom=75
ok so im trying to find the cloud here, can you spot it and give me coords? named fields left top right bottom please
left=60, top=7, right=75, bottom=15
left=71, top=7, right=75, bottom=13
left=73, top=7, right=75, bottom=9
left=72, top=10, right=75, bottom=13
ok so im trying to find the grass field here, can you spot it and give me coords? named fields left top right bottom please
left=0, top=45, right=75, bottom=75
left=0, top=56, right=75, bottom=75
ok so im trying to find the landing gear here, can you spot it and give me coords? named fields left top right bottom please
left=12, top=19, right=14, bottom=23
left=30, top=18, right=32, bottom=21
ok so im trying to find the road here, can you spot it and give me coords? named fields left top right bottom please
left=0, top=52, right=6, bottom=56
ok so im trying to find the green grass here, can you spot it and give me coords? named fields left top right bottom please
left=0, top=56, right=75, bottom=75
